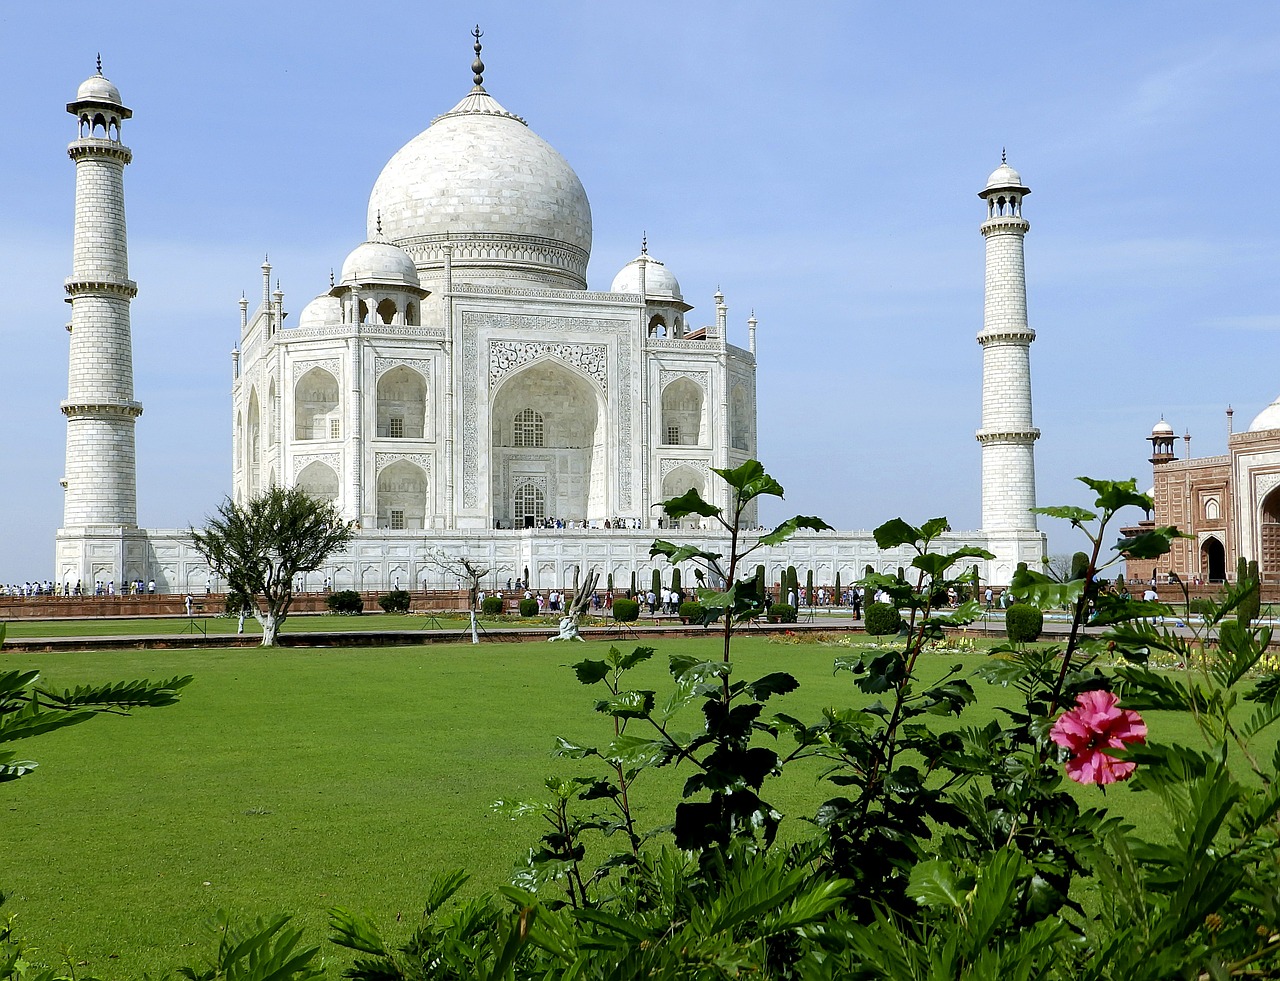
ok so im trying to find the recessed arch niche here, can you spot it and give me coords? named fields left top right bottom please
left=294, top=367, right=339, bottom=440
left=490, top=359, right=605, bottom=525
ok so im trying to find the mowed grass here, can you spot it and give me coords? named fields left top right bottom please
left=2, top=612, right=523, bottom=638
left=1, top=636, right=1203, bottom=979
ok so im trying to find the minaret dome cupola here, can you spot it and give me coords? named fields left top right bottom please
left=67, top=56, right=131, bottom=141
left=978, top=151, right=1029, bottom=219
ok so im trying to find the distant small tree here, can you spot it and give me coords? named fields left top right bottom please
left=1045, top=553, right=1075, bottom=581
left=191, top=486, right=354, bottom=646
left=423, top=549, right=493, bottom=613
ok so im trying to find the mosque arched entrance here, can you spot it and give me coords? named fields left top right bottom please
left=490, top=360, right=605, bottom=527
left=1200, top=536, right=1226, bottom=583
left=1262, top=488, right=1280, bottom=581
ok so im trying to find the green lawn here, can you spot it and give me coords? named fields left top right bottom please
left=2, top=612, right=552, bottom=639
left=0, top=636, right=1202, bottom=979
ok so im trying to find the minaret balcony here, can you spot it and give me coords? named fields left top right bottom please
left=61, top=399, right=143, bottom=418
left=67, top=139, right=132, bottom=164
left=976, top=428, right=1040, bottom=444
left=64, top=277, right=138, bottom=299
left=980, top=216, right=1030, bottom=235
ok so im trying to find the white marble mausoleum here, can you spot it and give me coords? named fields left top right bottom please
left=53, top=40, right=1047, bottom=595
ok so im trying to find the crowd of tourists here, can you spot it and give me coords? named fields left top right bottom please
left=2, top=579, right=160, bottom=598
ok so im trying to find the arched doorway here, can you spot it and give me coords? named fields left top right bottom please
left=1262, top=488, right=1280, bottom=581
left=377, top=460, right=429, bottom=529
left=294, top=367, right=339, bottom=440
left=297, top=460, right=340, bottom=505
left=1201, top=536, right=1226, bottom=583
left=490, top=361, right=604, bottom=525
left=376, top=366, right=427, bottom=438
left=661, top=378, right=704, bottom=446
left=246, top=388, right=261, bottom=496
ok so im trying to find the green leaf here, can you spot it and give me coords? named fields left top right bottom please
left=743, top=672, right=800, bottom=701
left=919, top=517, right=951, bottom=540
left=712, top=459, right=785, bottom=501
left=1115, top=526, right=1185, bottom=560
left=757, top=515, right=834, bottom=546
left=650, top=539, right=722, bottom=566
left=905, top=859, right=965, bottom=911
left=551, top=736, right=598, bottom=759
left=1078, top=476, right=1152, bottom=515
left=658, top=488, right=721, bottom=520
left=1008, top=565, right=1085, bottom=609
left=616, top=646, right=656, bottom=671
left=595, top=690, right=656, bottom=719
left=1032, top=504, right=1098, bottom=524
left=570, top=659, right=610, bottom=685
left=873, top=518, right=921, bottom=550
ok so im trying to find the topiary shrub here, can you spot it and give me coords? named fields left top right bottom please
left=378, top=590, right=411, bottom=614
left=678, top=601, right=705, bottom=624
left=1005, top=603, right=1044, bottom=643
left=865, top=602, right=902, bottom=636
left=613, top=598, right=640, bottom=622
left=481, top=596, right=504, bottom=616
left=766, top=603, right=797, bottom=624
left=1188, top=597, right=1217, bottom=617
left=326, top=589, right=363, bottom=615
left=518, top=597, right=538, bottom=617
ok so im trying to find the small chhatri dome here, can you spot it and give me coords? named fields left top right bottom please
left=68, top=58, right=131, bottom=118
left=76, top=72, right=122, bottom=105
left=980, top=153, right=1030, bottom=197
left=339, top=240, right=421, bottom=288
left=298, top=293, right=343, bottom=328
left=611, top=250, right=684, bottom=301
left=1248, top=395, right=1280, bottom=433
left=1151, top=417, right=1175, bottom=437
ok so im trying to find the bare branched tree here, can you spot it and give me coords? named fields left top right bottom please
left=421, top=549, right=496, bottom=612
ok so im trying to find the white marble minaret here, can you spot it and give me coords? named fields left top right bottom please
left=977, top=155, right=1044, bottom=580
left=54, top=61, right=146, bottom=588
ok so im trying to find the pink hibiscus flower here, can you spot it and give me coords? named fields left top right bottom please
left=1049, top=690, right=1147, bottom=785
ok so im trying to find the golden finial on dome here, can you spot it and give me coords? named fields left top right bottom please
left=96, top=53, right=103, bottom=75
left=472, top=25, right=485, bottom=87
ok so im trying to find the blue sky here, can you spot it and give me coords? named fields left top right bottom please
left=4, top=1, right=1280, bottom=580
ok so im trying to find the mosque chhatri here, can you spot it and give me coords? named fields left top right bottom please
left=53, top=38, right=1046, bottom=594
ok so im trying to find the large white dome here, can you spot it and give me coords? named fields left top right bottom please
left=367, top=86, right=592, bottom=289
left=1250, top=396, right=1280, bottom=433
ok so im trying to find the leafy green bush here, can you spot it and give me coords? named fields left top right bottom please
left=518, top=597, right=538, bottom=617
left=377, top=590, right=411, bottom=614
left=326, top=590, right=363, bottom=615
left=864, top=602, right=902, bottom=635
left=1188, top=597, right=1217, bottom=617
left=481, top=596, right=504, bottom=616
left=766, top=603, right=797, bottom=624
left=612, top=598, right=640, bottom=622
left=678, top=601, right=705, bottom=623
left=1005, top=602, right=1043, bottom=643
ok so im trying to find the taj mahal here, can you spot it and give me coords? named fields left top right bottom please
left=52, top=37, right=1046, bottom=594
